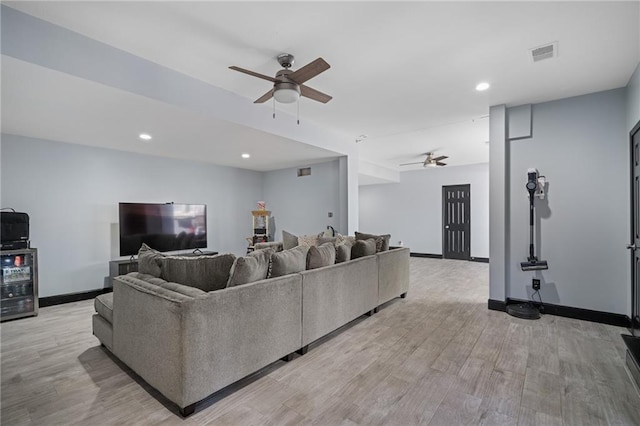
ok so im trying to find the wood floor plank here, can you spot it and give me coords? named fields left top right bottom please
left=1, top=258, right=639, bottom=425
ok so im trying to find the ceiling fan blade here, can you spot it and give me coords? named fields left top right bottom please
left=399, top=161, right=424, bottom=166
left=229, top=66, right=276, bottom=82
left=254, top=89, right=274, bottom=103
left=300, top=85, right=332, bottom=103
left=436, top=162, right=447, bottom=166
left=432, top=156, right=448, bottom=162
left=289, top=58, right=330, bottom=84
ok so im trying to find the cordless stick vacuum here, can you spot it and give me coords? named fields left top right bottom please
left=507, top=169, right=548, bottom=320
left=520, top=169, right=548, bottom=271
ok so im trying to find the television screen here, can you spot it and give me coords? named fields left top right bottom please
left=119, top=203, right=207, bottom=256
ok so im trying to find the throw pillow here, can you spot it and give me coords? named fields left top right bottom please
left=351, top=238, right=377, bottom=259
left=336, top=234, right=356, bottom=247
left=282, top=230, right=299, bottom=250
left=297, top=234, right=319, bottom=247
left=137, top=243, right=165, bottom=277
left=269, top=245, right=309, bottom=278
left=355, top=231, right=391, bottom=252
left=318, top=236, right=338, bottom=246
left=254, top=241, right=283, bottom=252
left=158, top=253, right=236, bottom=292
left=227, top=248, right=273, bottom=287
left=335, top=243, right=351, bottom=263
left=307, top=242, right=337, bottom=270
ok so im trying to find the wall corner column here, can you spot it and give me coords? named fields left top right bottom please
left=489, top=105, right=508, bottom=302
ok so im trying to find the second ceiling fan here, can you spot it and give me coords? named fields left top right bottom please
left=400, top=152, right=448, bottom=168
left=230, top=53, right=332, bottom=104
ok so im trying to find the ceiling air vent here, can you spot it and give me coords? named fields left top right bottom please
left=297, top=167, right=311, bottom=177
left=530, top=42, right=558, bottom=63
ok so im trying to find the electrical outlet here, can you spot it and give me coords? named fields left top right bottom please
left=532, top=278, right=541, bottom=290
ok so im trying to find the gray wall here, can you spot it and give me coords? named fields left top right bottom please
left=1, top=134, right=262, bottom=297
left=506, top=89, right=629, bottom=314
left=262, top=160, right=341, bottom=239
left=629, top=63, right=640, bottom=132
left=359, top=163, right=489, bottom=258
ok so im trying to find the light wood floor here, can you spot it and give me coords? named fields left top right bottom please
left=2, top=258, right=639, bottom=425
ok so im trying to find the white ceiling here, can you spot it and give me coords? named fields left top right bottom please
left=1, top=56, right=337, bottom=171
left=3, top=1, right=639, bottom=173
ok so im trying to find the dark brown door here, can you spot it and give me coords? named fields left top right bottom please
left=631, top=121, right=640, bottom=337
left=443, top=184, right=470, bottom=260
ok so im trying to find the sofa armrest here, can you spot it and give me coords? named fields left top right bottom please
left=377, top=247, right=410, bottom=305
left=112, top=272, right=302, bottom=410
left=112, top=275, right=199, bottom=408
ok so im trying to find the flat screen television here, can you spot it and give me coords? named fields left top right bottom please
left=119, top=203, right=207, bottom=256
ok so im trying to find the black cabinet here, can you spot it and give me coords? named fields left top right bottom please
left=1, top=248, right=38, bottom=321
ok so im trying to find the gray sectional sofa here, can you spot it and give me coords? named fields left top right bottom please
left=92, top=246, right=409, bottom=417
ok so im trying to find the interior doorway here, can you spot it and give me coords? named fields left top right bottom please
left=442, top=184, right=471, bottom=260
left=631, top=120, right=640, bottom=337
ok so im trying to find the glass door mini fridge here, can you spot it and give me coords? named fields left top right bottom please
left=1, top=248, right=38, bottom=321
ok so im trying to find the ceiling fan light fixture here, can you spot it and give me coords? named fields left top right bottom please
left=273, top=82, right=300, bottom=103
left=425, top=162, right=438, bottom=168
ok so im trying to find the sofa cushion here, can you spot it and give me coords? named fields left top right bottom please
left=269, top=245, right=309, bottom=278
left=158, top=253, right=236, bottom=292
left=227, top=249, right=273, bottom=287
left=94, top=292, right=114, bottom=324
left=335, top=243, right=352, bottom=263
left=351, top=238, right=377, bottom=259
left=282, top=230, right=298, bottom=250
left=355, top=232, right=391, bottom=252
left=137, top=243, right=165, bottom=277
left=307, top=243, right=337, bottom=270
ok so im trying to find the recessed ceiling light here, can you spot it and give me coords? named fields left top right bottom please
left=241, top=153, right=250, bottom=159
left=475, top=82, right=490, bottom=91
left=138, top=133, right=152, bottom=141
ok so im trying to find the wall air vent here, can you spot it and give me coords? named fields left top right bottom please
left=530, top=41, right=558, bottom=62
left=297, top=167, right=311, bottom=177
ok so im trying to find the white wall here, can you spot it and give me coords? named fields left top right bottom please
left=505, top=89, right=629, bottom=314
left=359, top=163, right=489, bottom=258
left=628, top=62, right=640, bottom=132
left=262, top=159, right=341, bottom=239
left=0, top=134, right=263, bottom=297
left=1, top=5, right=363, bottom=231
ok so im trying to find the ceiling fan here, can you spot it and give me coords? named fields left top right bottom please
left=229, top=53, right=332, bottom=104
left=400, top=152, right=448, bottom=168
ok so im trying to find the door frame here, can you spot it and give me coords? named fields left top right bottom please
left=630, top=119, right=640, bottom=336
left=442, top=184, right=471, bottom=260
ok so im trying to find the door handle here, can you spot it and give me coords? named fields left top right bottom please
left=628, top=243, right=637, bottom=250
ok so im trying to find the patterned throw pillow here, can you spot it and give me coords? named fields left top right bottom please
left=137, top=243, right=165, bottom=277
left=297, top=234, right=319, bottom=247
left=336, top=234, right=356, bottom=247
left=317, top=236, right=337, bottom=246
